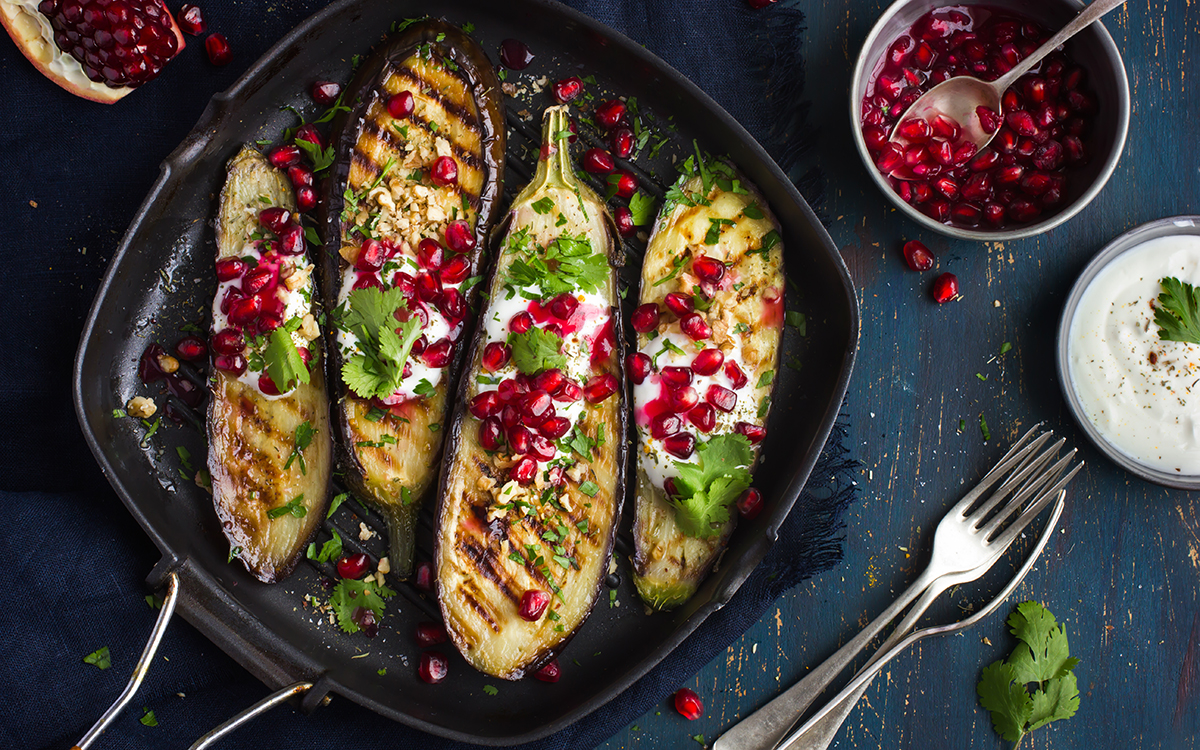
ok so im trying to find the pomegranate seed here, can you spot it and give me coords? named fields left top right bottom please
left=311, top=80, right=341, bottom=105
left=582, top=148, right=615, bottom=174
left=650, top=414, right=686, bottom=444
left=510, top=311, right=533, bottom=333
left=511, top=456, right=538, bottom=484
left=415, top=621, right=448, bottom=647
left=735, top=422, right=766, bottom=443
left=725, top=360, right=748, bottom=389
left=430, top=156, right=458, bottom=187
left=984, top=202, right=1006, bottom=225
left=950, top=203, right=982, bottom=226
left=668, top=386, right=699, bottom=413
left=626, top=352, right=651, bottom=384
left=482, top=342, right=511, bottom=373
left=680, top=313, right=711, bottom=341
left=355, top=239, right=385, bottom=272
left=174, top=335, right=206, bottom=361
left=1063, top=136, right=1085, bottom=163
left=337, top=553, right=370, bottom=580
left=288, top=165, right=314, bottom=189
left=929, top=140, right=955, bottom=167
left=902, top=240, right=934, bottom=271
left=923, top=199, right=951, bottom=223
left=529, top=434, right=557, bottom=461
left=705, top=383, right=737, bottom=413
left=415, top=271, right=443, bottom=303
left=551, top=76, right=583, bottom=103
left=1006, top=110, right=1037, bottom=137
left=177, top=3, right=204, bottom=35
left=227, top=295, right=262, bottom=325
left=930, top=114, right=959, bottom=141
left=534, top=659, right=561, bottom=683
left=673, top=687, right=704, bottom=720
left=533, top=369, right=565, bottom=395
left=214, top=353, right=247, bottom=374
left=594, top=99, right=626, bottom=129
left=521, top=390, right=554, bottom=422
left=608, top=127, right=635, bottom=160
left=259, top=207, right=291, bottom=234
left=614, top=206, right=635, bottom=236
left=539, top=416, right=571, bottom=439
left=663, top=432, right=696, bottom=459
left=931, top=272, right=959, bottom=303
left=1020, top=171, right=1053, bottom=196
left=556, top=379, right=583, bottom=402
left=549, top=293, right=579, bottom=319
left=215, top=257, right=246, bottom=281
left=961, top=172, right=992, bottom=202
left=660, top=366, right=693, bottom=389
left=418, top=651, right=448, bottom=684
left=631, top=303, right=661, bottom=333
left=518, top=589, right=552, bottom=621
left=276, top=223, right=303, bottom=255
left=421, top=338, right=454, bottom=368
left=480, top=417, right=504, bottom=450
left=437, top=256, right=470, bottom=285
left=257, top=372, right=281, bottom=395
left=241, top=266, right=272, bottom=295
left=352, top=273, right=381, bottom=291
left=933, top=177, right=959, bottom=201
left=688, top=404, right=716, bottom=433
left=498, top=38, right=534, bottom=70
left=664, top=293, right=694, bottom=316
left=211, top=329, right=245, bottom=356
left=497, top=379, right=521, bottom=403
left=444, top=220, right=476, bottom=253
left=544, top=323, right=564, bottom=339
left=470, top=391, right=502, bottom=419
left=294, top=124, right=323, bottom=150
left=952, top=142, right=978, bottom=166
left=691, top=348, right=724, bottom=376
left=897, top=118, right=932, bottom=143
left=583, top=373, right=618, bottom=403
left=973, top=105, right=1002, bottom=134
left=1008, top=199, right=1042, bottom=223
left=414, top=561, right=434, bottom=592
left=876, top=143, right=904, bottom=173
left=417, top=238, right=445, bottom=270
left=614, top=171, right=638, bottom=198
left=692, top=256, right=726, bottom=284
left=737, top=488, right=764, bottom=519
left=1032, top=141, right=1064, bottom=171
left=969, top=149, right=1000, bottom=171
left=204, top=33, right=231, bottom=65
left=388, top=91, right=414, bottom=119
left=507, top=424, right=532, bottom=454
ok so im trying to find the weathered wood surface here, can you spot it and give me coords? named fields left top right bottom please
left=600, top=0, right=1200, bottom=747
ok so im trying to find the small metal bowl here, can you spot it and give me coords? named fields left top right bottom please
left=850, top=0, right=1130, bottom=241
left=1056, top=216, right=1200, bottom=489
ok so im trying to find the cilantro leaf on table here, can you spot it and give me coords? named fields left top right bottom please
left=330, top=577, right=395, bottom=633
left=1154, top=277, right=1200, bottom=345
left=670, top=434, right=754, bottom=538
left=337, top=287, right=421, bottom=400
left=977, top=601, right=1080, bottom=747
left=509, top=327, right=566, bottom=375
left=263, top=325, right=310, bottom=393
left=83, top=646, right=111, bottom=670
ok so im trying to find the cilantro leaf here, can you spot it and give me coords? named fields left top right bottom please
left=977, top=661, right=1034, bottom=742
left=83, top=646, right=111, bottom=670
left=264, top=327, right=311, bottom=393
left=307, top=529, right=343, bottom=563
left=330, top=577, right=395, bottom=633
left=327, top=492, right=348, bottom=518
left=629, top=191, right=656, bottom=226
left=140, top=707, right=158, bottom=727
left=1005, top=601, right=1080, bottom=684
left=338, top=287, right=421, bottom=399
left=670, top=435, right=754, bottom=538
left=509, top=327, right=567, bottom=374
left=284, top=420, right=316, bottom=474
left=1155, top=277, right=1200, bottom=344
left=294, top=137, right=335, bottom=173
left=531, top=196, right=555, bottom=214
left=266, top=493, right=306, bottom=520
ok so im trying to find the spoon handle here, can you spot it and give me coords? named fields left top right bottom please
left=994, top=0, right=1127, bottom=93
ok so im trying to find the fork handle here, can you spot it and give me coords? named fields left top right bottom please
left=712, top=568, right=938, bottom=750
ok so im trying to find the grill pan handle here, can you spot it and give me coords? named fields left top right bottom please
left=188, top=682, right=313, bottom=749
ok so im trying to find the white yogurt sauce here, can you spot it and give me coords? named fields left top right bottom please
left=1068, top=234, right=1200, bottom=474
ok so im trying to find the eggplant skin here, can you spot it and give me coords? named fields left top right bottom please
left=435, top=106, right=626, bottom=679
left=319, top=19, right=506, bottom=579
left=208, top=147, right=333, bottom=584
left=631, top=171, right=785, bottom=610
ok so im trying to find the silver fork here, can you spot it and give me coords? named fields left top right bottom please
left=713, top=426, right=1081, bottom=750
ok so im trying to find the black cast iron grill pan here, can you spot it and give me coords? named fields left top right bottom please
left=71, top=0, right=859, bottom=743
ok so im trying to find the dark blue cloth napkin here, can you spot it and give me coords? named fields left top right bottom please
left=0, top=1, right=855, bottom=747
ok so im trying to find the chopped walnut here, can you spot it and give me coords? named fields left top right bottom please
left=156, top=353, right=179, bottom=374
left=339, top=244, right=359, bottom=264
left=126, top=396, right=156, bottom=419
left=299, top=314, right=319, bottom=342
left=358, top=522, right=375, bottom=541
left=434, top=137, right=453, bottom=158
left=377, top=556, right=391, bottom=575
left=283, top=264, right=312, bottom=292
left=566, top=462, right=588, bottom=484
left=476, top=474, right=497, bottom=492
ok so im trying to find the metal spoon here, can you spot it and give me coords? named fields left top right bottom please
left=889, top=0, right=1127, bottom=157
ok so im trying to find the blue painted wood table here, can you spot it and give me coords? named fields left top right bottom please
left=600, top=0, right=1200, bottom=748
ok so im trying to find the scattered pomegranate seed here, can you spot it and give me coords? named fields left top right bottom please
left=480, top=417, right=504, bottom=451
left=614, top=206, right=635, bottom=236
left=211, top=329, right=245, bottom=356
left=287, top=165, right=314, bottom=189
left=414, top=561, right=434, bottom=593
left=556, top=380, right=583, bottom=402
left=267, top=146, right=300, bottom=170
left=663, top=432, right=696, bottom=459
left=430, top=156, right=458, bottom=187
left=311, top=80, right=341, bottom=105
left=594, top=99, right=626, bottom=129
left=214, top=353, right=247, bottom=375
left=482, top=342, right=511, bottom=373
left=353, top=239, right=383, bottom=272
left=227, top=295, right=263, bottom=325
left=614, top=171, right=638, bottom=198
left=519, top=590, right=551, bottom=621
left=627, top=352, right=651, bottom=384
left=664, top=293, right=694, bottom=316
left=902, top=240, right=934, bottom=271
left=737, top=488, right=764, bottom=519
left=215, top=257, right=246, bottom=281
left=175, top=336, right=206, bottom=361
left=680, top=313, right=711, bottom=341
left=470, top=391, right=502, bottom=419
left=582, top=148, right=615, bottom=174
left=533, top=659, right=561, bottom=683
left=660, top=366, right=693, bottom=389
left=897, top=118, right=932, bottom=143
left=747, top=0, right=776, bottom=8
left=498, top=38, right=534, bottom=70
left=418, top=651, right=448, bottom=683
left=337, top=553, right=370, bottom=580
left=242, top=266, right=272, bottom=295
left=417, top=238, right=445, bottom=270
left=540, top=416, right=571, bottom=439
left=415, top=621, right=448, bottom=648
left=583, top=373, right=618, bottom=403
left=631, top=303, right=661, bottom=333
left=651, top=413, right=684, bottom=440
left=691, top=348, right=724, bottom=376
left=278, top=223, right=305, bottom=255
left=725, top=360, right=748, bottom=389
left=610, top=127, right=634, bottom=159
left=931, top=272, right=959, bottom=303
left=674, top=688, right=704, bottom=720
left=440, top=255, right=471, bottom=285
left=706, top=384, right=737, bottom=412
left=295, top=186, right=317, bottom=213
left=688, top=404, right=716, bottom=433
left=444, top=220, right=476, bottom=253
left=388, top=91, right=414, bottom=119
left=177, top=3, right=204, bottom=35
left=692, top=256, right=726, bottom=284
left=420, top=338, right=454, bottom=368
left=668, top=386, right=699, bottom=413
left=294, top=124, right=323, bottom=150
left=204, top=32, right=231, bottom=66
left=511, top=456, right=538, bottom=484
left=551, top=76, right=583, bottom=103
left=549, top=292, right=579, bottom=319
left=258, top=207, right=290, bottom=233
left=735, top=422, right=766, bottom=443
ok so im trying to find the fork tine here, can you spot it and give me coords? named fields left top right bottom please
left=978, top=447, right=1074, bottom=536
left=965, top=437, right=1064, bottom=525
left=988, top=461, right=1083, bottom=548
left=948, top=429, right=1051, bottom=517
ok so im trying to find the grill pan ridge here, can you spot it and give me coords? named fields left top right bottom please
left=72, top=0, right=859, bottom=743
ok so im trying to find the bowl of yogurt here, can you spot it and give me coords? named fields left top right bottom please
left=1058, top=216, right=1200, bottom=487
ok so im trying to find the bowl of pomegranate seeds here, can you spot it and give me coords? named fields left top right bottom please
left=851, top=0, right=1129, bottom=239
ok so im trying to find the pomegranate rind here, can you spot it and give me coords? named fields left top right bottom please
left=0, top=0, right=184, bottom=103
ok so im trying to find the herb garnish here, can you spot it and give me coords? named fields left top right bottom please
left=669, top=435, right=754, bottom=538
left=704, top=218, right=735, bottom=245
left=509, top=327, right=567, bottom=374
left=284, top=421, right=316, bottom=474
left=267, top=493, right=307, bottom=520
left=504, top=231, right=606, bottom=299
left=337, top=287, right=421, bottom=400
left=629, top=191, right=656, bottom=226
left=531, top=196, right=555, bottom=215
left=263, top=321, right=311, bottom=393
left=327, top=492, right=348, bottom=518
left=330, top=577, right=396, bottom=634
left=307, top=529, right=343, bottom=563
left=83, top=646, right=111, bottom=670
left=977, top=601, right=1080, bottom=748
left=140, top=708, right=158, bottom=727
left=1154, top=277, right=1200, bottom=344
left=294, top=137, right=335, bottom=173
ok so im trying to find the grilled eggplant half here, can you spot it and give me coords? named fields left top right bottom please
left=631, top=165, right=785, bottom=610
left=207, top=146, right=333, bottom=583
left=435, top=105, right=625, bottom=679
left=321, top=19, right=505, bottom=579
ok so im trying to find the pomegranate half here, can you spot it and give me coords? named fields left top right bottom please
left=0, top=0, right=185, bottom=103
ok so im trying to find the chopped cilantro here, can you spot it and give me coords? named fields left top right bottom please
left=785, top=311, right=806, bottom=334
left=509, top=327, right=567, bottom=374
left=629, top=191, right=656, bottom=226
left=756, top=369, right=774, bottom=388
left=1155, top=277, right=1200, bottom=344
left=356, top=434, right=398, bottom=449
left=337, top=286, right=421, bottom=400
left=483, top=684, right=499, bottom=696
left=670, top=435, right=754, bottom=538
left=294, top=137, right=335, bottom=173
left=377, top=668, right=387, bottom=676
left=579, top=480, right=599, bottom=497
left=413, top=378, right=435, bottom=397
left=980, top=414, right=991, bottom=441
left=307, top=529, right=343, bottom=563
left=140, top=708, right=158, bottom=727
left=1000, top=341, right=1013, bottom=355
left=704, top=217, right=735, bottom=245
left=112, top=408, right=127, bottom=418
left=327, top=492, right=348, bottom=518
left=227, top=546, right=242, bottom=563
left=283, top=421, right=317, bottom=474
left=83, top=646, right=111, bottom=670
left=264, top=326, right=311, bottom=393
left=266, top=493, right=307, bottom=520
left=330, top=577, right=395, bottom=633
left=742, top=202, right=765, bottom=220
left=531, top=196, right=555, bottom=215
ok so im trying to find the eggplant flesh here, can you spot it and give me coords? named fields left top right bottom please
left=321, top=20, right=505, bottom=579
left=207, top=146, right=333, bottom=583
left=631, top=172, right=785, bottom=610
left=435, top=105, right=625, bottom=679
